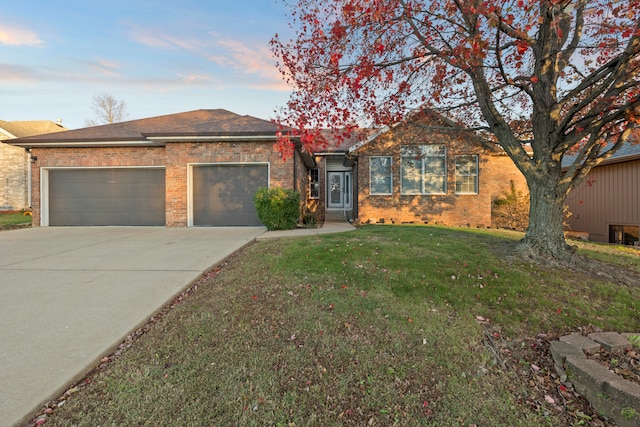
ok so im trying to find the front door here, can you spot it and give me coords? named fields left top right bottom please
left=327, top=171, right=352, bottom=209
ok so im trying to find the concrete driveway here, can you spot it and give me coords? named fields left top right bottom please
left=0, top=226, right=265, bottom=427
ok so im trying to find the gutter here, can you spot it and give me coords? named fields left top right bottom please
left=7, top=140, right=158, bottom=148
left=7, top=135, right=280, bottom=148
left=146, top=135, right=278, bottom=143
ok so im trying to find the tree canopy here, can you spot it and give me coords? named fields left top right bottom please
left=272, top=0, right=639, bottom=258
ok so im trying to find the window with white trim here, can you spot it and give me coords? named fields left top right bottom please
left=455, top=155, right=478, bottom=194
left=308, top=168, right=319, bottom=199
left=401, top=145, right=447, bottom=194
left=370, top=156, right=392, bottom=195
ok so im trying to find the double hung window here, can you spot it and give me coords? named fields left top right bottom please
left=308, top=168, right=319, bottom=199
left=370, top=156, right=392, bottom=195
left=400, top=145, right=447, bottom=194
left=455, top=155, right=479, bottom=194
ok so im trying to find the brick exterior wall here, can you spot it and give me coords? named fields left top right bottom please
left=0, top=142, right=29, bottom=210
left=164, top=141, right=292, bottom=226
left=354, top=115, right=527, bottom=228
left=30, top=140, right=292, bottom=227
left=294, top=151, right=325, bottom=224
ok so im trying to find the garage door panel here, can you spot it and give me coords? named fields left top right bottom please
left=193, top=164, right=267, bottom=226
left=48, top=169, right=165, bottom=226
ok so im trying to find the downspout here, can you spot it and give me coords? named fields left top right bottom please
left=25, top=148, right=32, bottom=210
left=293, top=149, right=298, bottom=196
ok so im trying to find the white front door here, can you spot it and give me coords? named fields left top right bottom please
left=327, top=171, right=352, bottom=209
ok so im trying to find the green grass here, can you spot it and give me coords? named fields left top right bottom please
left=0, top=212, right=32, bottom=228
left=41, top=225, right=640, bottom=426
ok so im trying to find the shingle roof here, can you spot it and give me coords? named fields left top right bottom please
left=7, top=109, right=278, bottom=147
left=0, top=120, right=66, bottom=140
left=562, top=132, right=640, bottom=168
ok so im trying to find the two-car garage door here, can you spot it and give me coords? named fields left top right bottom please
left=47, top=168, right=166, bottom=226
left=44, top=165, right=268, bottom=227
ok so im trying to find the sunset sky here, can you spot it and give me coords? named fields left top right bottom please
left=0, top=0, right=294, bottom=129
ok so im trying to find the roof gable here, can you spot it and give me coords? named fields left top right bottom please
left=350, top=109, right=495, bottom=153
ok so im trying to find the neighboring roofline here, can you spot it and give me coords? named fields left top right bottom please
left=0, top=127, right=17, bottom=140
left=561, top=139, right=640, bottom=170
left=566, top=152, right=640, bottom=169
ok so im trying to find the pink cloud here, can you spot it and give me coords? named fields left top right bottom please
left=0, top=24, right=43, bottom=46
left=84, top=58, right=123, bottom=77
left=127, top=24, right=289, bottom=92
left=207, top=37, right=289, bottom=91
left=0, top=64, right=38, bottom=82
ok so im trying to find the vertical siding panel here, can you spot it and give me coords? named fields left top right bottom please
left=616, top=164, right=631, bottom=224
left=636, top=160, right=639, bottom=223
left=611, top=163, right=618, bottom=223
left=623, top=163, right=629, bottom=223
left=619, top=163, right=625, bottom=223
left=566, top=158, right=640, bottom=243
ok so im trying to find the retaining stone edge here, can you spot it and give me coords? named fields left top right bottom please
left=552, top=332, right=640, bottom=427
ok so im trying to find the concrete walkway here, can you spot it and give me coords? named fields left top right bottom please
left=257, top=221, right=356, bottom=240
left=0, top=222, right=355, bottom=427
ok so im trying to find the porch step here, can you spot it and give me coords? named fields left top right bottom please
left=325, top=210, right=352, bottom=222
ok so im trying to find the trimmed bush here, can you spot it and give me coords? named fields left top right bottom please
left=253, top=187, right=301, bottom=231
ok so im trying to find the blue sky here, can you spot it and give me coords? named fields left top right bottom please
left=0, top=1, right=294, bottom=129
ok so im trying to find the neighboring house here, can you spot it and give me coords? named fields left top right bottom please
left=0, top=120, right=66, bottom=211
left=564, top=137, right=640, bottom=246
left=8, top=108, right=527, bottom=229
left=298, top=110, right=527, bottom=228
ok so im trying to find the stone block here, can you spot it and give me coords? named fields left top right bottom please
left=621, top=332, right=640, bottom=345
left=550, top=340, right=585, bottom=367
left=588, top=332, right=632, bottom=353
left=604, top=379, right=640, bottom=413
left=560, top=333, right=601, bottom=354
left=565, top=356, right=619, bottom=396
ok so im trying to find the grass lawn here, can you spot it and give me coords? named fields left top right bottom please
left=38, top=225, right=640, bottom=426
left=0, top=212, right=31, bottom=229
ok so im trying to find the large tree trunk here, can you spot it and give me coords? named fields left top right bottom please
left=519, top=176, right=572, bottom=259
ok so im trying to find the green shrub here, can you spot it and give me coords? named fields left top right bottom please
left=253, top=187, right=301, bottom=231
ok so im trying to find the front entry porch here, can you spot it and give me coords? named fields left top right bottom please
left=325, top=159, right=354, bottom=222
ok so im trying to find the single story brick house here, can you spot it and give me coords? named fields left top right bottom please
left=0, top=120, right=66, bottom=211
left=9, top=108, right=526, bottom=228
left=564, top=138, right=640, bottom=246
left=300, top=110, right=528, bottom=228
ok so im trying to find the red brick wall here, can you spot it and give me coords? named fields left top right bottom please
left=294, top=151, right=324, bottom=224
left=30, top=140, right=292, bottom=227
left=30, top=146, right=165, bottom=227
left=354, top=117, right=526, bottom=228
left=164, top=141, right=292, bottom=226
